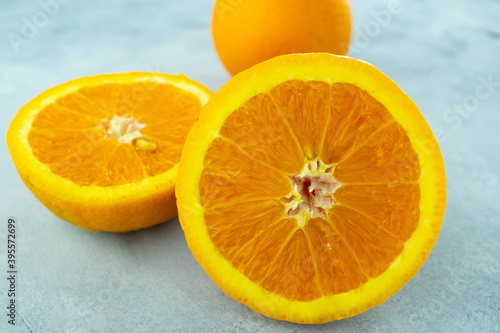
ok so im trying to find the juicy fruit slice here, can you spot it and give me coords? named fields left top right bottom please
left=7, top=73, right=212, bottom=232
left=176, top=54, right=446, bottom=323
left=202, top=82, right=413, bottom=298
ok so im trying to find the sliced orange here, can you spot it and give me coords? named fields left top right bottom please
left=176, top=54, right=446, bottom=323
left=7, top=72, right=212, bottom=232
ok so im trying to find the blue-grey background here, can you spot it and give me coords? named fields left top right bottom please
left=1, top=0, right=499, bottom=332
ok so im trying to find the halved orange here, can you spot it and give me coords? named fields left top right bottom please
left=176, top=54, right=446, bottom=323
left=7, top=72, right=212, bottom=232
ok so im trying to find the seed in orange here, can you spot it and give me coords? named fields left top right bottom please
left=176, top=54, right=446, bottom=323
left=7, top=72, right=212, bottom=232
left=212, top=0, right=352, bottom=76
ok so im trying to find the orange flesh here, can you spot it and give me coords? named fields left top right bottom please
left=200, top=80, right=421, bottom=301
left=28, top=82, right=203, bottom=186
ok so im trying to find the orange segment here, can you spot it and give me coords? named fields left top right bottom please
left=334, top=184, right=420, bottom=241
left=260, top=229, right=321, bottom=301
left=30, top=128, right=149, bottom=186
left=56, top=91, right=113, bottom=119
left=270, top=80, right=331, bottom=159
left=49, top=139, right=118, bottom=186
left=219, top=93, right=303, bottom=173
left=320, top=83, right=393, bottom=164
left=306, top=218, right=368, bottom=294
left=32, top=103, right=101, bottom=129
left=134, top=140, right=179, bottom=177
left=205, top=199, right=286, bottom=261
left=131, top=84, right=202, bottom=124
left=78, top=83, right=124, bottom=114
left=115, top=82, right=160, bottom=117
left=103, top=143, right=146, bottom=185
left=28, top=127, right=105, bottom=165
left=334, top=121, right=420, bottom=183
left=176, top=54, right=446, bottom=324
left=232, top=218, right=297, bottom=283
left=329, top=206, right=404, bottom=278
left=7, top=72, right=212, bottom=231
left=199, top=137, right=291, bottom=208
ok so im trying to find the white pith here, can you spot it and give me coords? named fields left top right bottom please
left=282, top=159, right=340, bottom=228
left=98, top=115, right=156, bottom=150
left=99, top=115, right=146, bottom=143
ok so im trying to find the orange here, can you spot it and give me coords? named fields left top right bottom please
left=212, top=0, right=352, bottom=76
left=176, top=54, right=446, bottom=323
left=7, top=72, right=212, bottom=232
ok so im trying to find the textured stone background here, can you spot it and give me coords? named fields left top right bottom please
left=1, top=0, right=499, bottom=332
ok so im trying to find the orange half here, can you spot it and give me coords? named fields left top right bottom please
left=7, top=72, right=212, bottom=232
left=176, top=54, right=446, bottom=323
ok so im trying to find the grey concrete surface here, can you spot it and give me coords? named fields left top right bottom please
left=0, top=0, right=499, bottom=332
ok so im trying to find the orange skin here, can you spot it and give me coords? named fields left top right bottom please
left=212, top=0, right=352, bottom=75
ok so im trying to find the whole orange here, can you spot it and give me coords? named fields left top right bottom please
left=212, top=0, right=352, bottom=76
